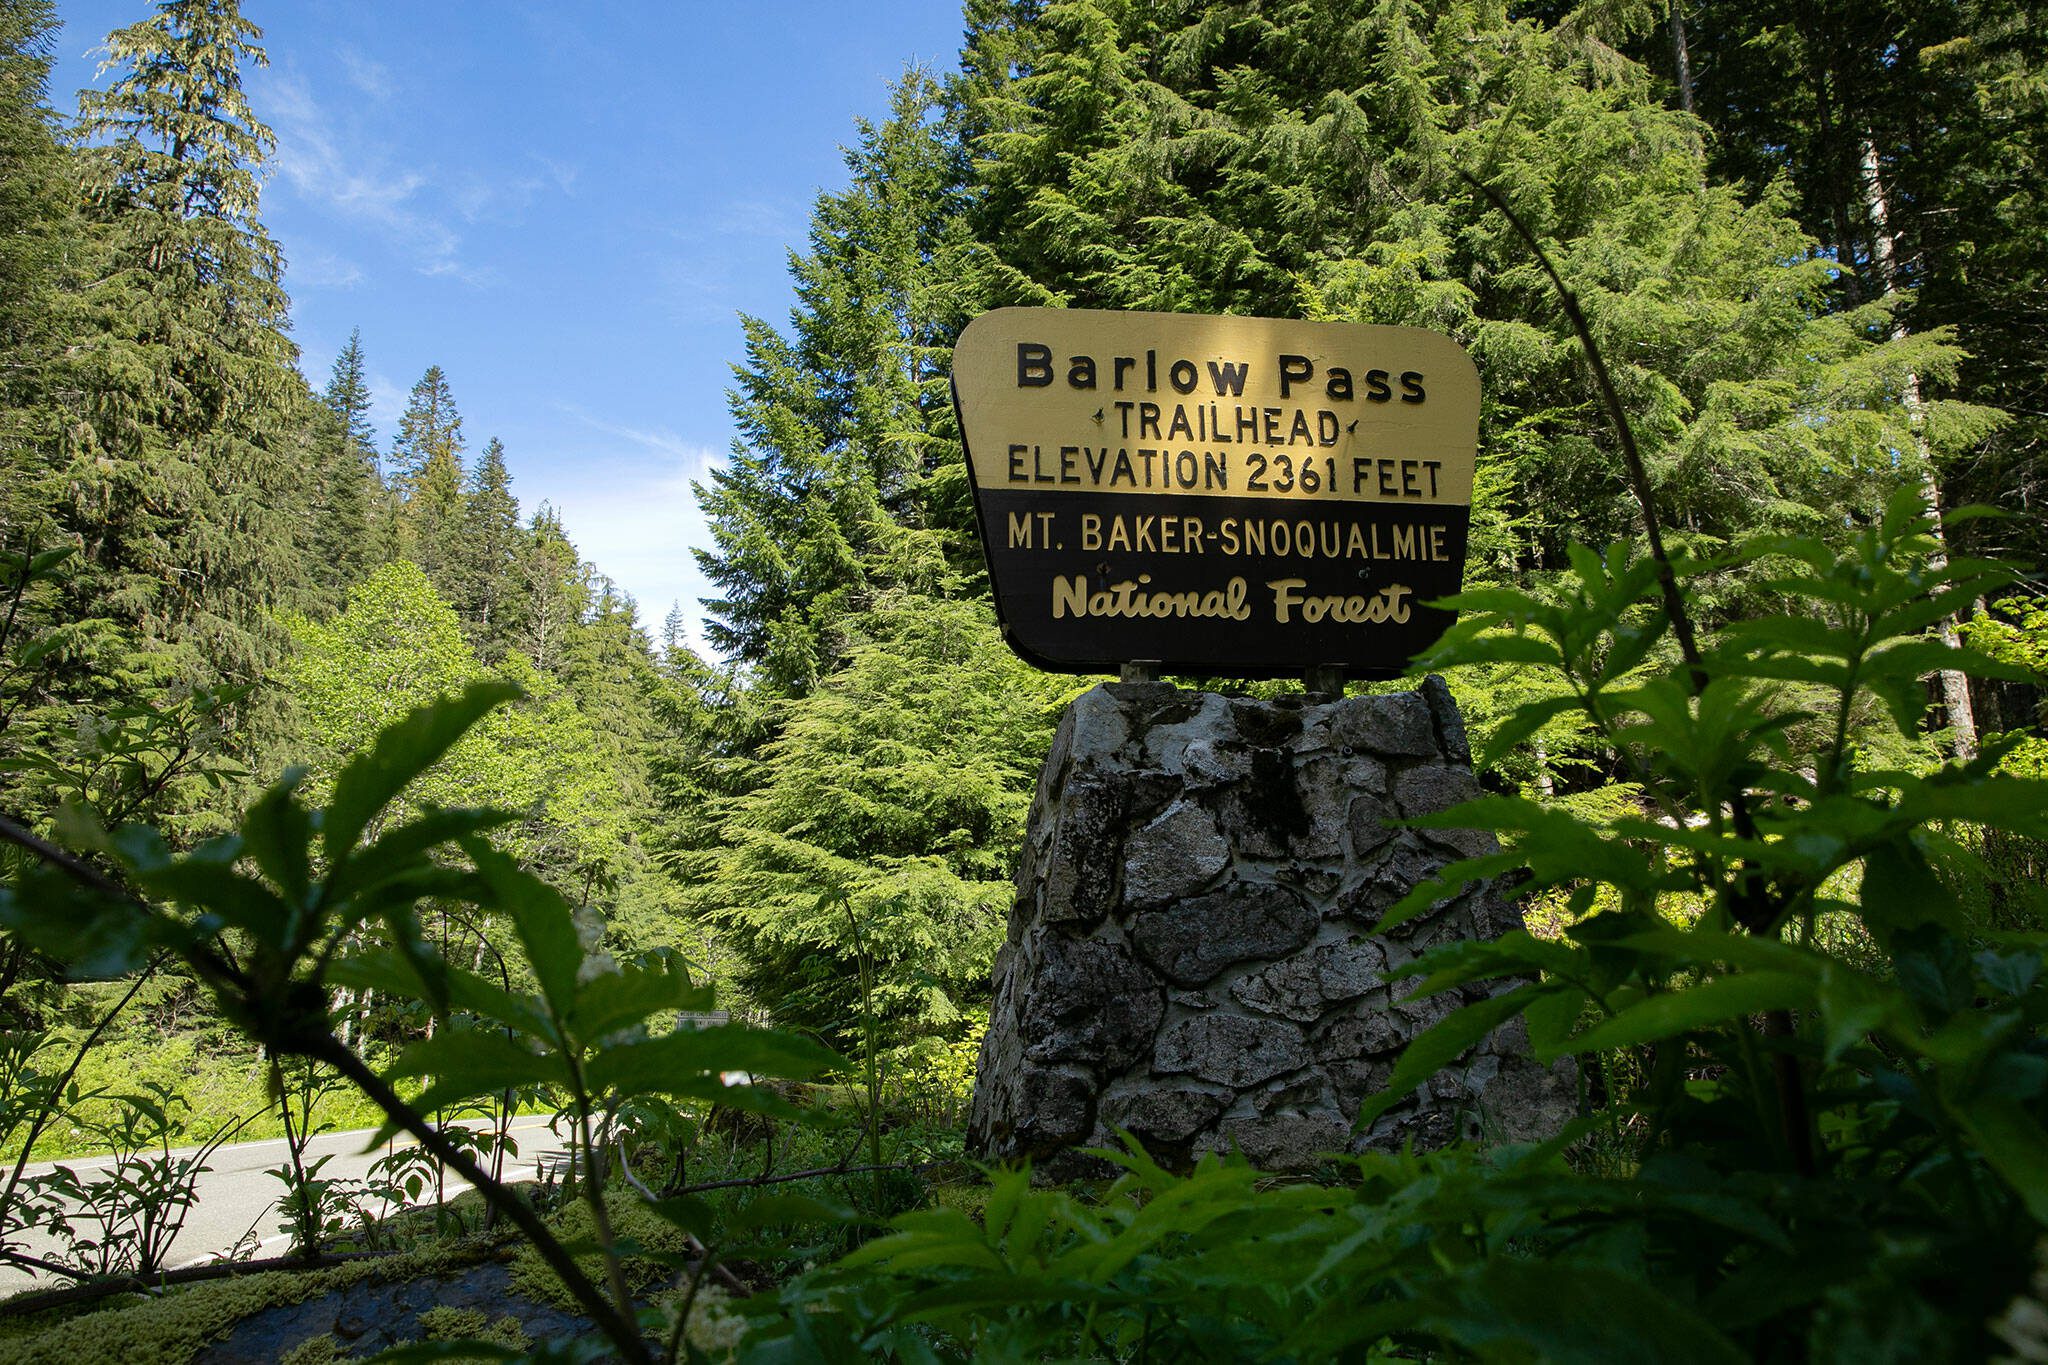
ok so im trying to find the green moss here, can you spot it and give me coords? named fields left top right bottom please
left=411, top=1306, right=528, bottom=1355
left=481, top=1314, right=529, bottom=1348
left=0, top=1273, right=295, bottom=1365
left=508, top=1191, right=693, bottom=1312
left=0, top=1245, right=492, bottom=1365
left=416, top=1306, right=489, bottom=1339
left=278, top=1334, right=347, bottom=1365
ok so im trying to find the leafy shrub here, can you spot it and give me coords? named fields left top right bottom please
left=0, top=683, right=843, bottom=1364
left=3, top=226, right=2044, bottom=1364
left=736, top=491, right=2048, bottom=1363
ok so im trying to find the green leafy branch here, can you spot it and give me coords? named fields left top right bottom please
left=0, top=684, right=843, bottom=1362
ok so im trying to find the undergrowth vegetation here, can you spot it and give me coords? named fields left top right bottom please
left=2, top=274, right=2045, bottom=1360
left=1, top=0, right=2046, bottom=1360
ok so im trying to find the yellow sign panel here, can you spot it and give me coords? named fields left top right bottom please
left=952, top=308, right=1481, bottom=679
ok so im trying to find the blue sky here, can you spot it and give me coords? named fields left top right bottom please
left=51, top=1, right=966, bottom=647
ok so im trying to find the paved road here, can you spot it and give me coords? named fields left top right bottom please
left=0, top=1113, right=563, bottom=1295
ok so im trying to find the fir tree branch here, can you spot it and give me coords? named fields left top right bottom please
left=1456, top=169, right=1705, bottom=685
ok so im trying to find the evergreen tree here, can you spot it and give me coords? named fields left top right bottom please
left=694, top=72, right=969, bottom=697
left=63, top=0, right=314, bottom=695
left=306, top=329, right=379, bottom=612
left=1595, top=0, right=2042, bottom=750
left=0, top=0, right=73, bottom=544
left=452, top=437, right=522, bottom=661
left=388, top=364, right=466, bottom=585
left=322, top=328, right=378, bottom=459
left=660, top=601, right=688, bottom=658
left=517, top=503, right=585, bottom=679
left=693, top=592, right=1068, bottom=1046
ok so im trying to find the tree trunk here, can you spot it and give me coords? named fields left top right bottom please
left=1860, top=139, right=1979, bottom=758
left=1669, top=2, right=1695, bottom=113
left=333, top=987, right=356, bottom=1048
left=1801, top=26, right=1862, bottom=307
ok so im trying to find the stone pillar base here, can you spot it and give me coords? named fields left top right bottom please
left=966, top=678, right=1575, bottom=1175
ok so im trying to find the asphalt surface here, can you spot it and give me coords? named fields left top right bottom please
left=0, top=1113, right=563, bottom=1295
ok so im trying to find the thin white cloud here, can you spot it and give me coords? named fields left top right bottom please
left=264, top=67, right=569, bottom=288
left=538, top=157, right=579, bottom=196
left=257, top=68, right=496, bottom=285
left=449, top=162, right=579, bottom=225
left=336, top=47, right=394, bottom=101
left=647, top=196, right=799, bottom=322
left=652, top=257, right=741, bottom=324
left=418, top=257, right=497, bottom=286
left=559, top=406, right=705, bottom=461
left=287, top=245, right=365, bottom=289
left=711, top=197, right=803, bottom=240
left=266, top=59, right=573, bottom=266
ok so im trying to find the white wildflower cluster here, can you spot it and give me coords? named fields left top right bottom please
left=678, top=1285, right=747, bottom=1359
left=1995, top=1240, right=2048, bottom=1363
left=572, top=904, right=617, bottom=986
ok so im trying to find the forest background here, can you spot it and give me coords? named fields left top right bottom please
left=0, top=0, right=2044, bottom=1158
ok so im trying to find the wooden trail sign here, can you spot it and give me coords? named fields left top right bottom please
left=952, top=308, right=1481, bottom=679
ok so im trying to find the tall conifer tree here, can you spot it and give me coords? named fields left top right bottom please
left=389, top=364, right=465, bottom=585
left=454, top=436, right=522, bottom=661
left=0, top=0, right=79, bottom=830
left=323, top=329, right=400, bottom=568
left=518, top=504, right=584, bottom=679
left=660, top=602, right=688, bottom=659
left=65, top=0, right=313, bottom=692
left=0, top=0, right=72, bottom=543
left=694, top=72, right=968, bottom=697
left=322, top=328, right=379, bottom=469
left=307, top=329, right=378, bottom=611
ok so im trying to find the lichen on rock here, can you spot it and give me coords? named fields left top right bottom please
left=968, top=678, right=1577, bottom=1175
